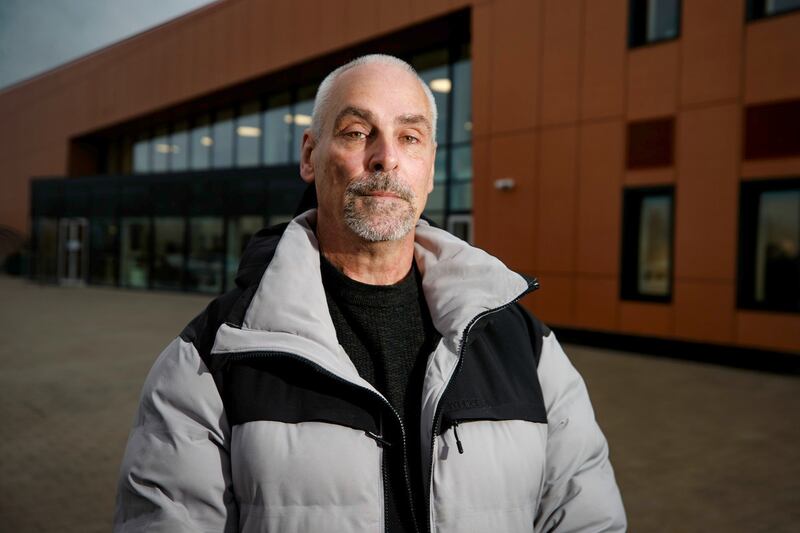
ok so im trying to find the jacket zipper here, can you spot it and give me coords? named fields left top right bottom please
left=424, top=278, right=539, bottom=532
left=221, top=349, right=420, bottom=533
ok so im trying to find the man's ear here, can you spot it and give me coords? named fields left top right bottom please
left=427, top=143, right=437, bottom=194
left=300, top=130, right=316, bottom=184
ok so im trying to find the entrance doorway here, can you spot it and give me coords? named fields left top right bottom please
left=58, top=218, right=88, bottom=285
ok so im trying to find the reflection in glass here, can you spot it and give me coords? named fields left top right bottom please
left=89, top=218, right=118, bottom=285
left=120, top=217, right=150, bottom=288
left=133, top=134, right=150, bottom=173
left=766, top=0, right=800, bottom=15
left=451, top=59, right=472, bottom=144
left=646, top=0, right=680, bottom=42
left=213, top=109, right=234, bottom=168
left=187, top=217, right=224, bottom=293
left=637, top=195, right=672, bottom=296
left=449, top=182, right=472, bottom=211
left=191, top=115, right=212, bottom=170
left=419, top=65, right=450, bottom=144
left=171, top=121, right=189, bottom=171
left=35, top=218, right=59, bottom=281
left=152, top=126, right=169, bottom=172
left=226, top=216, right=264, bottom=290
left=755, top=190, right=800, bottom=307
left=425, top=149, right=448, bottom=214
left=292, top=91, right=315, bottom=163
left=263, top=93, right=292, bottom=165
left=153, top=217, right=185, bottom=289
left=237, top=101, right=261, bottom=167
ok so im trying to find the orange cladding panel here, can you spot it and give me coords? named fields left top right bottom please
left=619, top=301, right=673, bottom=336
left=737, top=312, right=800, bottom=353
left=674, top=280, right=735, bottom=344
left=540, top=0, right=582, bottom=125
left=577, top=120, right=624, bottom=275
left=471, top=3, right=492, bottom=139
left=580, top=0, right=627, bottom=120
left=745, top=11, right=800, bottom=103
left=574, top=275, right=619, bottom=332
left=484, top=132, right=538, bottom=273
left=537, top=125, right=578, bottom=273
left=527, top=273, right=574, bottom=326
left=680, top=0, right=744, bottom=105
left=627, top=42, right=679, bottom=120
left=674, top=104, right=739, bottom=281
left=490, top=0, right=542, bottom=134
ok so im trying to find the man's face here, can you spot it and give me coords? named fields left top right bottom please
left=300, top=62, right=436, bottom=242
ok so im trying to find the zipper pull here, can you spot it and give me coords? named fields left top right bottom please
left=452, top=421, right=464, bottom=454
left=365, top=431, right=392, bottom=448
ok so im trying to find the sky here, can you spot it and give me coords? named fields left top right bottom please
left=0, top=0, right=218, bottom=91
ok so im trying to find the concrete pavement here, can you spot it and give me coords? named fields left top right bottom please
left=0, top=275, right=798, bottom=532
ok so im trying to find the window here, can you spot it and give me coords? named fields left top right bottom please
left=236, top=101, right=261, bottom=167
left=621, top=187, right=674, bottom=301
left=152, top=217, right=185, bottom=290
left=627, top=117, right=675, bottom=169
left=89, top=218, right=118, bottom=286
left=291, top=86, right=316, bottom=163
left=263, top=92, right=292, bottom=165
left=151, top=126, right=170, bottom=172
left=747, top=0, right=800, bottom=19
left=170, top=121, right=189, bottom=171
left=629, top=0, right=681, bottom=48
left=120, top=217, right=151, bottom=288
left=186, top=217, right=224, bottom=293
left=190, top=114, right=212, bottom=170
left=212, top=109, right=235, bottom=169
left=226, top=215, right=264, bottom=290
left=738, top=179, right=800, bottom=312
left=744, top=100, right=800, bottom=160
left=132, top=134, right=150, bottom=174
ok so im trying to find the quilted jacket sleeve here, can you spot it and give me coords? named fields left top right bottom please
left=113, top=337, right=238, bottom=533
left=534, top=332, right=627, bottom=532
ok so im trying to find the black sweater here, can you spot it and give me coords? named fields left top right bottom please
left=320, top=255, right=440, bottom=532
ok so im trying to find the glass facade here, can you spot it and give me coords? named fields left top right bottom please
left=120, top=217, right=150, bottom=288
left=226, top=215, right=264, bottom=290
left=212, top=109, right=235, bottom=169
left=739, top=180, right=800, bottom=312
left=152, top=217, right=185, bottom=289
left=190, top=114, right=212, bottom=170
left=621, top=187, right=674, bottom=301
left=171, top=121, right=189, bottom=171
left=89, top=218, right=118, bottom=286
left=236, top=101, right=261, bottom=167
left=187, top=217, right=224, bottom=293
left=629, top=0, right=681, bottom=47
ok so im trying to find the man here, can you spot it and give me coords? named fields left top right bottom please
left=114, top=54, right=626, bottom=532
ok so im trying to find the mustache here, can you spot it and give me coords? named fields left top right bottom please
left=345, top=172, right=415, bottom=202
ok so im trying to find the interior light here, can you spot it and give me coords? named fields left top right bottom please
left=154, top=143, right=172, bottom=154
left=283, top=114, right=294, bottom=124
left=429, top=78, right=452, bottom=93
left=294, top=114, right=312, bottom=126
left=464, top=121, right=473, bottom=131
left=237, top=126, right=262, bottom=137
left=201, top=136, right=214, bottom=147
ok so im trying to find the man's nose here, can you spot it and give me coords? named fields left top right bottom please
left=368, top=134, right=399, bottom=173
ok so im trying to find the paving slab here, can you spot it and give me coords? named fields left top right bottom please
left=0, top=275, right=798, bottom=532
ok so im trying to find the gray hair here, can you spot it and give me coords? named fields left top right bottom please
left=310, top=54, right=438, bottom=142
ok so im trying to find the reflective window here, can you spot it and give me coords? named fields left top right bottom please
left=748, top=0, right=800, bottom=18
left=89, top=218, right=118, bottom=285
left=621, top=188, right=674, bottom=301
left=187, top=217, right=224, bottom=293
left=425, top=149, right=448, bottom=215
left=263, top=93, right=292, bottom=165
left=226, top=215, right=264, bottom=290
left=291, top=87, right=316, bottom=163
left=33, top=218, right=59, bottom=281
left=212, top=109, right=235, bottom=168
left=171, top=121, right=189, bottom=171
left=120, top=217, right=151, bottom=288
left=151, top=126, right=170, bottom=172
left=236, top=101, right=261, bottom=167
left=419, top=66, right=450, bottom=145
left=451, top=58, right=472, bottom=144
left=133, top=134, right=150, bottom=173
left=629, top=0, right=681, bottom=47
left=739, top=180, right=800, bottom=312
left=152, top=217, right=185, bottom=289
left=120, top=137, right=133, bottom=174
left=190, top=115, right=212, bottom=170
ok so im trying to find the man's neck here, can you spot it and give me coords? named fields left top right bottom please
left=317, top=217, right=416, bottom=286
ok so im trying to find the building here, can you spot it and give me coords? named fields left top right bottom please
left=1, top=0, right=798, bottom=355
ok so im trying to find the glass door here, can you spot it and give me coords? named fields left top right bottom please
left=57, top=218, right=88, bottom=285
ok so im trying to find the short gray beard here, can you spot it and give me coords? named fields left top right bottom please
left=343, top=172, right=417, bottom=242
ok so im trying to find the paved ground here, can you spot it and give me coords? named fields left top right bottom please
left=0, top=275, right=798, bottom=532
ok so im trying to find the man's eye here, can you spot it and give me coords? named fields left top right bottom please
left=344, top=131, right=367, bottom=140
left=402, top=135, right=420, bottom=144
